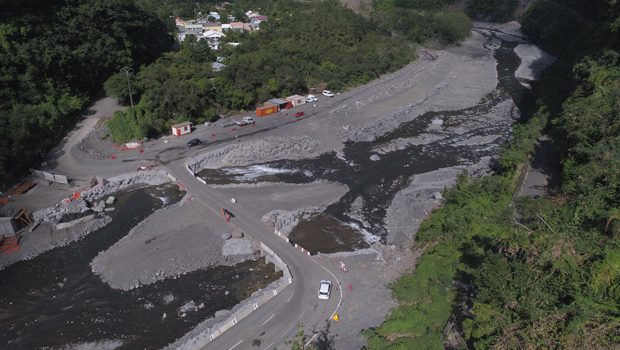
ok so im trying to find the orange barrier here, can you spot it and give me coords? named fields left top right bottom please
left=114, top=140, right=143, bottom=151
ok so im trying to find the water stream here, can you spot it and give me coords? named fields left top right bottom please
left=0, top=185, right=281, bottom=349
left=0, top=29, right=535, bottom=349
left=199, top=30, right=534, bottom=253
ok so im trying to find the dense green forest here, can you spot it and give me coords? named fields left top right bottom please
left=104, top=0, right=471, bottom=142
left=364, top=0, right=620, bottom=348
left=0, top=0, right=172, bottom=188
left=371, top=0, right=518, bottom=23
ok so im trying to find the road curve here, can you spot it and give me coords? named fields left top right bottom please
left=170, top=163, right=342, bottom=349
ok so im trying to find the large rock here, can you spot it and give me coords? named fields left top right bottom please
left=370, top=154, right=381, bottom=161
left=215, top=310, right=231, bottom=317
left=221, top=233, right=232, bottom=240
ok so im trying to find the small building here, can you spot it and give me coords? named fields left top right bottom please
left=222, top=24, right=231, bottom=31
left=230, top=22, right=244, bottom=31
left=172, top=122, right=192, bottom=136
left=212, top=62, right=227, bottom=72
left=185, top=24, right=203, bottom=32
left=214, top=5, right=225, bottom=10
left=265, top=98, right=289, bottom=110
left=286, top=95, right=306, bottom=108
left=204, top=30, right=225, bottom=40
left=208, top=12, right=221, bottom=20
left=203, top=22, right=223, bottom=32
left=250, top=15, right=268, bottom=29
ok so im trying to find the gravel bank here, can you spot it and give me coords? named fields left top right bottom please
left=215, top=181, right=348, bottom=222
left=187, top=135, right=321, bottom=172
left=91, top=199, right=258, bottom=291
left=513, top=44, right=554, bottom=85
left=385, top=156, right=495, bottom=246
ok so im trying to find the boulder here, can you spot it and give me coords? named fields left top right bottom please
left=370, top=154, right=381, bottom=161
left=221, top=233, right=232, bottom=240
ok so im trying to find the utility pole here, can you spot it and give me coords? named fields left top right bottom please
left=120, top=67, right=134, bottom=107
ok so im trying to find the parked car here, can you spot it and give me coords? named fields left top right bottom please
left=187, top=139, right=202, bottom=147
left=306, top=95, right=318, bottom=102
left=318, top=280, right=332, bottom=300
left=322, top=90, right=334, bottom=97
left=295, top=111, right=305, bottom=117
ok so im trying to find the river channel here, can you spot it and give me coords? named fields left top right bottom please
left=0, top=29, right=535, bottom=349
left=0, top=185, right=281, bottom=349
left=199, top=30, right=535, bottom=254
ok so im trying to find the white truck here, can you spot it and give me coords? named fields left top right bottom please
left=236, top=117, right=255, bottom=126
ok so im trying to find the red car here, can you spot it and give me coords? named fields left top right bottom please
left=295, top=111, right=305, bottom=117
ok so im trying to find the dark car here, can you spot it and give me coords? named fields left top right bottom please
left=295, top=111, right=305, bottom=117
left=187, top=139, right=202, bottom=147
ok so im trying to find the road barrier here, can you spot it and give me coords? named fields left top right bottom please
left=196, top=240, right=292, bottom=348
left=273, top=230, right=289, bottom=243
left=294, top=243, right=311, bottom=256
left=176, top=165, right=295, bottom=349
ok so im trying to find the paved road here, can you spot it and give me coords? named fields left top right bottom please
left=40, top=54, right=436, bottom=349
left=172, top=166, right=343, bottom=349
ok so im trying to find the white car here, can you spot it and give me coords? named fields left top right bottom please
left=318, top=280, right=332, bottom=300
left=322, top=90, right=334, bottom=97
left=306, top=94, right=318, bottom=102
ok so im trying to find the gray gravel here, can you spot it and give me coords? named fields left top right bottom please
left=91, top=198, right=258, bottom=291
left=187, top=135, right=321, bottom=172
left=385, top=157, right=495, bottom=246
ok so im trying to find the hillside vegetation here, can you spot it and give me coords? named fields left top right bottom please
left=0, top=0, right=172, bottom=188
left=104, top=0, right=471, bottom=142
left=364, top=0, right=620, bottom=348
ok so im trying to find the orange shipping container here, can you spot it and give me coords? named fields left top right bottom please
left=256, top=105, right=276, bottom=117
left=263, top=103, right=280, bottom=112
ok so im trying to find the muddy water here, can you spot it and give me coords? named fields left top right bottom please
left=0, top=185, right=281, bottom=349
left=201, top=32, right=534, bottom=252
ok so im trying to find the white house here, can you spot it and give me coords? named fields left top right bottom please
left=204, top=30, right=226, bottom=41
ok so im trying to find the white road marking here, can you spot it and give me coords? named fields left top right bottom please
left=282, top=323, right=296, bottom=338
left=228, top=340, right=243, bottom=350
left=287, top=291, right=294, bottom=302
left=304, top=334, right=318, bottom=348
left=262, top=343, right=274, bottom=350
left=299, top=310, right=306, bottom=319
left=261, top=314, right=275, bottom=326
left=310, top=257, right=343, bottom=320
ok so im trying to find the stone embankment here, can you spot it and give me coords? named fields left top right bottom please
left=187, top=135, right=321, bottom=172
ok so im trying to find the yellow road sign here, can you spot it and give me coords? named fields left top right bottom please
left=332, top=314, right=339, bottom=322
